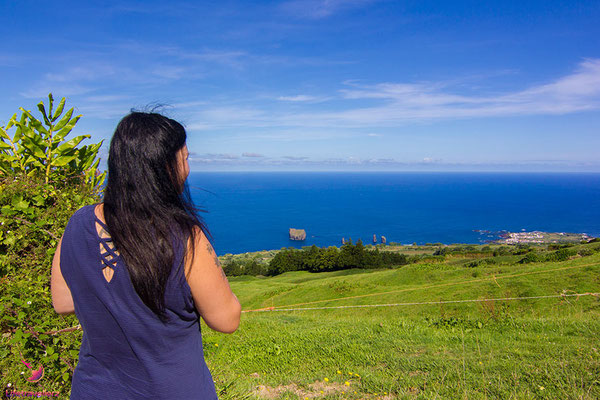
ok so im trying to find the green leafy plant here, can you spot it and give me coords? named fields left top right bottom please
left=1, top=94, right=104, bottom=398
left=0, top=94, right=105, bottom=188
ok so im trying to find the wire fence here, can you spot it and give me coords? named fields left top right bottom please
left=241, top=292, right=599, bottom=313
left=29, top=260, right=600, bottom=333
left=241, top=261, right=599, bottom=312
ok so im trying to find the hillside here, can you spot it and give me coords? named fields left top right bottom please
left=204, top=242, right=600, bottom=399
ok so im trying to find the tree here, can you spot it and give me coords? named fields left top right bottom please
left=317, top=246, right=341, bottom=272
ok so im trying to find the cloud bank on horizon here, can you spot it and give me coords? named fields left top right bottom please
left=0, top=0, right=599, bottom=171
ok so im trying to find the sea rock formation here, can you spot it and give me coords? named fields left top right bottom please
left=289, top=228, right=306, bottom=241
left=381, top=235, right=386, bottom=244
left=373, top=234, right=377, bottom=243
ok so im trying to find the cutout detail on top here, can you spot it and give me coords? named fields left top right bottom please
left=96, top=220, right=119, bottom=283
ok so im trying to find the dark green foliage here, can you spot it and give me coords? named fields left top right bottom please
left=269, top=247, right=307, bottom=275
left=433, top=247, right=448, bottom=256
left=577, top=248, right=594, bottom=257
left=519, top=252, right=543, bottom=264
left=493, top=246, right=511, bottom=257
left=545, top=248, right=577, bottom=262
left=338, top=240, right=368, bottom=269
left=222, top=259, right=243, bottom=276
left=434, top=245, right=495, bottom=257
left=223, top=258, right=271, bottom=276
left=465, top=257, right=498, bottom=268
left=266, top=241, right=409, bottom=276
left=512, top=244, right=532, bottom=255
left=223, top=258, right=269, bottom=276
left=520, top=247, right=580, bottom=263
left=548, top=243, right=575, bottom=250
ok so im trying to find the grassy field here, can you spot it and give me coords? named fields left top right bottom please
left=203, top=244, right=600, bottom=399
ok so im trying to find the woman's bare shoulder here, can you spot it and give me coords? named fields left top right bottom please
left=184, top=227, right=241, bottom=333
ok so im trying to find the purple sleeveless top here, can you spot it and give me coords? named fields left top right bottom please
left=60, top=204, right=218, bottom=399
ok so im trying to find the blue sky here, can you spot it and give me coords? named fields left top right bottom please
left=1, top=0, right=599, bottom=171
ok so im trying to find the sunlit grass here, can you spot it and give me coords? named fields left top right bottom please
left=204, top=252, right=600, bottom=399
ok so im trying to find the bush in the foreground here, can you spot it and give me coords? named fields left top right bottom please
left=1, top=95, right=103, bottom=396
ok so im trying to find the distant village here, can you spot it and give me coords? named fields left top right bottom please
left=496, top=231, right=594, bottom=244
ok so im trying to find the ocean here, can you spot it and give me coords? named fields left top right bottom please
left=187, top=172, right=600, bottom=255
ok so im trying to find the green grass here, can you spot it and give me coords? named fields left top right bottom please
left=203, top=251, right=600, bottom=399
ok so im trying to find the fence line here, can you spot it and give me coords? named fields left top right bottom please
left=36, top=261, right=599, bottom=333
left=242, top=261, right=599, bottom=312
left=241, top=292, right=599, bottom=313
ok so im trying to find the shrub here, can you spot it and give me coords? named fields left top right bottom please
left=222, top=259, right=243, bottom=276
left=545, top=248, right=577, bottom=262
left=1, top=95, right=104, bottom=396
left=433, top=247, right=448, bottom=256
left=548, top=243, right=574, bottom=251
left=519, top=252, right=543, bottom=264
left=465, top=260, right=482, bottom=268
left=578, top=248, right=594, bottom=257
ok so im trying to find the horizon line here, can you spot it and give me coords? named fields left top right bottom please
left=186, top=170, right=600, bottom=173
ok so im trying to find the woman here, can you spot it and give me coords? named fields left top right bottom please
left=50, top=112, right=241, bottom=399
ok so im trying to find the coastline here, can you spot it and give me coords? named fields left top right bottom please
left=219, top=231, right=597, bottom=264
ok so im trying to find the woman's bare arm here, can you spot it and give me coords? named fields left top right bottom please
left=185, top=228, right=241, bottom=333
left=51, top=235, right=75, bottom=314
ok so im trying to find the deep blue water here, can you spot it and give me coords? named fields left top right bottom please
left=187, top=172, right=600, bottom=255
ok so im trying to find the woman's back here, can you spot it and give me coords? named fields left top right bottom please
left=59, top=204, right=218, bottom=399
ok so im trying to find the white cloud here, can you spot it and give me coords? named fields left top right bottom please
left=186, top=106, right=268, bottom=131
left=186, top=155, right=600, bottom=170
left=107, top=2, right=203, bottom=16
left=171, top=100, right=208, bottom=109
left=190, top=153, right=239, bottom=163
left=332, top=59, right=600, bottom=122
left=280, top=0, right=375, bottom=19
left=277, top=94, right=328, bottom=102
left=18, top=45, right=243, bottom=103
left=282, top=155, right=309, bottom=160
left=182, top=59, right=600, bottom=133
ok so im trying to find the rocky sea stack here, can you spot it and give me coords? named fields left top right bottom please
left=289, top=228, right=306, bottom=241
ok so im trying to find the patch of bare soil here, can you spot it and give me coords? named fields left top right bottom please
left=254, top=380, right=396, bottom=399
left=255, top=381, right=348, bottom=399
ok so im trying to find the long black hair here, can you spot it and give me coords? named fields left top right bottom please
left=103, top=111, right=208, bottom=322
